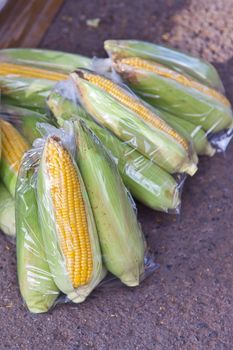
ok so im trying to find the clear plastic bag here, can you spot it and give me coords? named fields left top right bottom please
left=47, top=80, right=184, bottom=213
left=16, top=123, right=157, bottom=313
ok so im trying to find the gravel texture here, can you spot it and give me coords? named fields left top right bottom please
left=1, top=0, right=233, bottom=349
left=164, top=0, right=233, bottom=63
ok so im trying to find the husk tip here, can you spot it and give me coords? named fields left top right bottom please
left=181, top=162, right=198, bottom=176
left=205, top=143, right=216, bottom=157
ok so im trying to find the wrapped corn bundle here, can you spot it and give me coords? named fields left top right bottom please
left=70, top=69, right=198, bottom=176
left=74, top=120, right=147, bottom=286
left=104, top=39, right=224, bottom=91
left=47, top=85, right=181, bottom=213
left=16, top=127, right=106, bottom=311
left=36, top=128, right=105, bottom=303
left=104, top=40, right=233, bottom=152
left=111, top=57, right=233, bottom=134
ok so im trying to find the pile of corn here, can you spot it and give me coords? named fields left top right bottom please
left=0, top=40, right=232, bottom=313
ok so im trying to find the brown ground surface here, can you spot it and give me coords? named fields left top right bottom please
left=1, top=0, right=233, bottom=349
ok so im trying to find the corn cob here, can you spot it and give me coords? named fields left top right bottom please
left=104, top=39, right=224, bottom=92
left=0, top=182, right=15, bottom=236
left=47, top=90, right=180, bottom=212
left=71, top=69, right=197, bottom=175
left=0, top=120, right=29, bottom=196
left=113, top=57, right=233, bottom=133
left=0, top=105, right=54, bottom=144
left=16, top=156, right=59, bottom=313
left=150, top=107, right=216, bottom=156
left=37, top=135, right=105, bottom=302
left=0, top=48, right=92, bottom=72
left=74, top=120, right=145, bottom=286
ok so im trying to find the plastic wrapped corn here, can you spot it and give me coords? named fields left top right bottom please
left=103, top=40, right=233, bottom=152
left=47, top=81, right=183, bottom=213
left=70, top=69, right=198, bottom=176
left=16, top=126, right=105, bottom=310
left=104, top=39, right=225, bottom=92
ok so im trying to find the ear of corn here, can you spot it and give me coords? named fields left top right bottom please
left=16, top=157, right=59, bottom=313
left=0, top=105, right=54, bottom=144
left=47, top=90, right=181, bottom=212
left=113, top=57, right=233, bottom=133
left=0, top=120, right=29, bottom=196
left=71, top=69, right=197, bottom=175
left=151, top=108, right=216, bottom=156
left=0, top=48, right=92, bottom=72
left=74, top=120, right=145, bottom=286
left=37, top=136, right=105, bottom=302
left=104, top=39, right=225, bottom=92
left=0, top=182, right=15, bottom=236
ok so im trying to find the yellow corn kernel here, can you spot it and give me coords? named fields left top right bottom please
left=0, top=120, right=29, bottom=172
left=0, top=63, right=67, bottom=81
left=81, top=71, right=188, bottom=150
left=45, top=137, right=93, bottom=288
left=118, top=57, right=230, bottom=107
